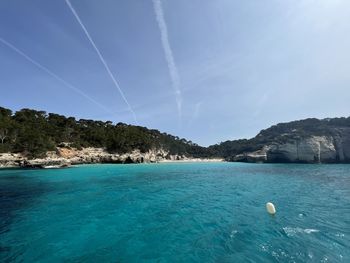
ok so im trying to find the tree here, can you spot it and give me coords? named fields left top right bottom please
left=0, top=128, right=7, bottom=144
left=0, top=107, right=12, bottom=147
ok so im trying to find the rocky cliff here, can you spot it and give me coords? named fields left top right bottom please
left=232, top=128, right=350, bottom=163
left=211, top=118, right=350, bottom=164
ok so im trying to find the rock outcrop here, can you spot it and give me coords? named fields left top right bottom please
left=232, top=147, right=268, bottom=163
left=333, top=128, right=350, bottom=162
left=0, top=153, right=24, bottom=168
left=0, top=147, right=219, bottom=168
left=232, top=129, right=350, bottom=163
left=267, top=136, right=336, bottom=163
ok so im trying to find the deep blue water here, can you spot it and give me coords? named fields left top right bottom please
left=0, top=162, right=349, bottom=262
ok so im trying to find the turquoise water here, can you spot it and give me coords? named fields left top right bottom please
left=1, top=163, right=349, bottom=262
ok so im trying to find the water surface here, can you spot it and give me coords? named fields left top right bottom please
left=1, top=163, right=349, bottom=262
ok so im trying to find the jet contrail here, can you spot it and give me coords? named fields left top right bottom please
left=152, top=0, right=182, bottom=121
left=64, top=0, right=138, bottom=124
left=0, top=37, right=112, bottom=114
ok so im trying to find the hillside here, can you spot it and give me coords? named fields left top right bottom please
left=1, top=106, right=350, bottom=165
left=210, top=117, right=350, bottom=163
left=0, top=107, right=210, bottom=161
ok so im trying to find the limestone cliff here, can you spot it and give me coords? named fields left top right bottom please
left=267, top=136, right=337, bottom=163
left=233, top=128, right=350, bottom=163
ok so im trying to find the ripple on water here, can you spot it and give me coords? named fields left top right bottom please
left=283, top=227, right=320, bottom=237
left=1, top=163, right=350, bottom=262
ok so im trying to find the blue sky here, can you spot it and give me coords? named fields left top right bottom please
left=1, top=0, right=350, bottom=146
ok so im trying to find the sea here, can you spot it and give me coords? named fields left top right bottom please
left=1, top=162, right=349, bottom=262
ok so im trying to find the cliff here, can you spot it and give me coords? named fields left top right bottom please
left=233, top=133, right=349, bottom=163
left=212, top=119, right=350, bottom=163
left=1, top=106, right=350, bottom=165
left=266, top=128, right=350, bottom=163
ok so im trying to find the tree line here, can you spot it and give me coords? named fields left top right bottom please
left=0, top=107, right=211, bottom=158
left=1, top=106, right=348, bottom=160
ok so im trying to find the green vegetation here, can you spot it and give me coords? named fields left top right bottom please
left=1, top=106, right=349, bottom=160
left=0, top=106, right=209, bottom=158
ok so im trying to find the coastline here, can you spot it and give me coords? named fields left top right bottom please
left=0, top=159, right=225, bottom=169
left=0, top=148, right=224, bottom=169
left=158, top=158, right=223, bottom=163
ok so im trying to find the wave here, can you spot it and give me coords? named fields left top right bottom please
left=283, top=227, right=320, bottom=237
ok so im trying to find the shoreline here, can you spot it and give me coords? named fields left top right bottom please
left=0, top=159, right=225, bottom=169
left=2, top=158, right=350, bottom=170
left=0, top=148, right=224, bottom=169
left=158, top=158, right=223, bottom=163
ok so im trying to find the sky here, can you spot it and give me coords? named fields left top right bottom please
left=1, top=0, right=350, bottom=146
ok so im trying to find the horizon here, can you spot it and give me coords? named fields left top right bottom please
left=1, top=0, right=350, bottom=146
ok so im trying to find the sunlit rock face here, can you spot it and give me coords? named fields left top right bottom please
left=266, top=136, right=337, bottom=163
left=234, top=128, right=350, bottom=163
left=0, top=148, right=202, bottom=168
left=232, top=148, right=268, bottom=163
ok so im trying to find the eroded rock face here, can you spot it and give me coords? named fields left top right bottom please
left=232, top=148, right=268, bottom=162
left=21, top=158, right=70, bottom=169
left=267, top=136, right=337, bottom=163
left=333, top=128, right=350, bottom=162
left=232, top=130, right=350, bottom=163
left=0, top=153, right=24, bottom=168
left=0, top=148, right=191, bottom=168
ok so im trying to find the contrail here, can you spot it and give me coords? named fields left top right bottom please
left=0, top=37, right=112, bottom=114
left=152, top=0, right=182, bottom=121
left=64, top=0, right=138, bottom=124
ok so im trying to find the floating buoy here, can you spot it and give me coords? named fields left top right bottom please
left=266, top=202, right=276, bottom=215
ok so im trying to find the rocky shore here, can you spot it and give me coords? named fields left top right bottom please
left=0, top=147, right=223, bottom=169
left=231, top=132, right=350, bottom=163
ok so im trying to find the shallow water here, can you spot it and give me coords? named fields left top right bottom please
left=1, top=163, right=349, bottom=262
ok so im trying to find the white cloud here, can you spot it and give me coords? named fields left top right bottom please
left=152, top=0, right=182, bottom=122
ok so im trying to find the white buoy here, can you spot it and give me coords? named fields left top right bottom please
left=266, top=202, right=276, bottom=215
